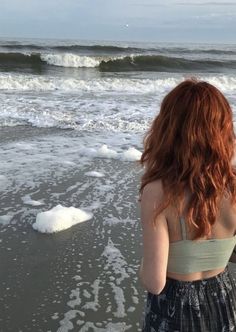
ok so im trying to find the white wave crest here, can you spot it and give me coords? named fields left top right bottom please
left=40, top=53, right=101, bottom=68
left=0, top=74, right=236, bottom=95
left=0, top=74, right=178, bottom=92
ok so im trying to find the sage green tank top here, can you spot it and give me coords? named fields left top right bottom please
left=167, top=216, right=236, bottom=274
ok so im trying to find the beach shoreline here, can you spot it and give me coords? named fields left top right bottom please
left=1, top=38, right=236, bottom=331
left=0, top=126, right=146, bottom=331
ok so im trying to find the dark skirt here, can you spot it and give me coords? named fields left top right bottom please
left=141, top=265, right=236, bottom=332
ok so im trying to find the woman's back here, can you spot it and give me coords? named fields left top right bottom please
left=140, top=179, right=236, bottom=332
left=164, top=185, right=236, bottom=281
left=167, top=190, right=236, bottom=242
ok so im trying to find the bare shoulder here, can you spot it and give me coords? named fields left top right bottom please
left=139, top=180, right=166, bottom=227
left=140, top=179, right=164, bottom=202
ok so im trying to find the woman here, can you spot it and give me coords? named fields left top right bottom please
left=139, top=78, right=236, bottom=331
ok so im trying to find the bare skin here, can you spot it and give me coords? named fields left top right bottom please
left=165, top=191, right=236, bottom=281
left=139, top=180, right=236, bottom=294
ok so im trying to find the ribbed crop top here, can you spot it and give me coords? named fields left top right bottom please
left=167, top=216, right=236, bottom=274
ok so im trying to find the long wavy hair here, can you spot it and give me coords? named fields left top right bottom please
left=139, top=78, right=236, bottom=240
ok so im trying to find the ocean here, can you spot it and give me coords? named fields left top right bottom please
left=0, top=38, right=236, bottom=331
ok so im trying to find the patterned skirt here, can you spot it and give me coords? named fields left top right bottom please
left=141, top=265, right=236, bottom=332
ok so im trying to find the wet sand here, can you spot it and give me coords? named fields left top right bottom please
left=0, top=126, right=146, bottom=331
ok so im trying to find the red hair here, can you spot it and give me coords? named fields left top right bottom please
left=139, top=78, right=236, bottom=239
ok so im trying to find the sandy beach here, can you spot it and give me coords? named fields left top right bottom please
left=0, top=125, right=147, bottom=331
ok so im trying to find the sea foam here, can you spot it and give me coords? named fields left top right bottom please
left=0, top=74, right=235, bottom=93
left=40, top=53, right=100, bottom=68
left=78, top=145, right=142, bottom=161
left=84, top=171, right=105, bottom=177
left=32, top=204, right=93, bottom=233
left=121, top=147, right=142, bottom=161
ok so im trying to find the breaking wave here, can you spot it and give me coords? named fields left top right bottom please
left=0, top=52, right=235, bottom=73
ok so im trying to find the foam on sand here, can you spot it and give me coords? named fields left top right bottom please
left=32, top=204, right=93, bottom=233
left=121, top=147, right=142, bottom=161
left=22, top=194, right=45, bottom=206
left=0, top=174, right=9, bottom=190
left=79, top=145, right=142, bottom=161
left=0, top=214, right=13, bottom=226
left=84, top=171, right=105, bottom=177
left=97, top=145, right=118, bottom=158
